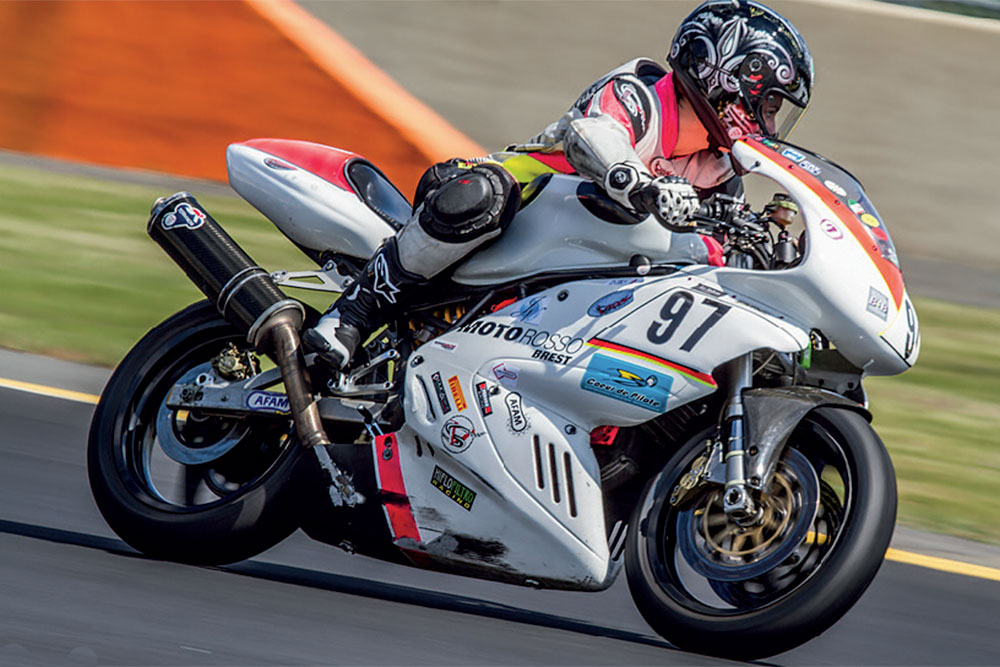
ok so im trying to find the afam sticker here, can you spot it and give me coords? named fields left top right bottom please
left=504, top=392, right=528, bottom=434
left=588, top=289, right=634, bottom=317
left=431, top=372, right=452, bottom=415
left=491, top=362, right=519, bottom=387
left=440, top=415, right=479, bottom=453
left=431, top=465, right=477, bottom=511
left=474, top=381, right=493, bottom=417
left=848, top=199, right=865, bottom=215
left=246, top=391, right=290, bottom=414
left=161, top=202, right=207, bottom=231
left=448, top=375, right=467, bottom=411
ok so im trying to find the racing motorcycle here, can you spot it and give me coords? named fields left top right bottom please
left=88, top=135, right=920, bottom=660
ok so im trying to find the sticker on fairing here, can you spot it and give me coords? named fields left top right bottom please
left=606, top=277, right=643, bottom=286
left=867, top=287, right=889, bottom=321
left=431, top=372, right=452, bottom=415
left=824, top=180, right=847, bottom=197
left=440, top=415, right=479, bottom=453
left=431, top=340, right=458, bottom=353
left=782, top=148, right=806, bottom=163
left=504, top=392, right=528, bottom=434
left=580, top=354, right=672, bottom=413
left=474, top=381, right=493, bottom=416
left=588, top=290, right=634, bottom=317
left=431, top=465, right=477, bottom=511
left=820, top=219, right=844, bottom=240
left=799, top=160, right=822, bottom=176
left=263, top=157, right=296, bottom=171
left=514, top=295, right=549, bottom=325
left=491, top=362, right=519, bottom=387
left=448, top=375, right=467, bottom=411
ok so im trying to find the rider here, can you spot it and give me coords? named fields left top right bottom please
left=303, top=0, right=814, bottom=370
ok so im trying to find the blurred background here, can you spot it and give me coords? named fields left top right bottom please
left=0, top=0, right=997, bottom=543
left=0, top=2, right=997, bottom=664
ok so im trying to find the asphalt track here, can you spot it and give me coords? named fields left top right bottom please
left=0, top=349, right=997, bottom=666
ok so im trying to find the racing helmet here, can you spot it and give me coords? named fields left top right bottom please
left=668, top=0, right=813, bottom=148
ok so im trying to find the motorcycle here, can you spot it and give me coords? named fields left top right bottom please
left=88, top=134, right=920, bottom=660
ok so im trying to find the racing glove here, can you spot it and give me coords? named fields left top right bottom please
left=603, top=163, right=700, bottom=232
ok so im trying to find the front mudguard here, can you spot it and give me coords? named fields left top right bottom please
left=742, top=386, right=870, bottom=492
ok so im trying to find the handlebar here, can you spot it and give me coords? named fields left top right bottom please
left=689, top=194, right=785, bottom=269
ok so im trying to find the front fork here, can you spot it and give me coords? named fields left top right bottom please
left=720, top=353, right=760, bottom=523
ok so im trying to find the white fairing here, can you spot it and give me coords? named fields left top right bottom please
left=719, top=140, right=919, bottom=374
left=394, top=275, right=807, bottom=588
left=226, top=143, right=395, bottom=259
left=452, top=175, right=709, bottom=284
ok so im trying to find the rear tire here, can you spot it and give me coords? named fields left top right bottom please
left=625, top=407, right=896, bottom=660
left=88, top=301, right=304, bottom=565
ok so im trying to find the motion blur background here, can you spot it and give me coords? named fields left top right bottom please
left=0, top=0, right=997, bottom=544
left=0, top=2, right=998, bottom=665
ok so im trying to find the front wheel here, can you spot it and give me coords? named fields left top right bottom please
left=625, top=407, right=896, bottom=660
left=87, top=301, right=305, bottom=565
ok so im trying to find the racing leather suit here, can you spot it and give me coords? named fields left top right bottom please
left=304, top=58, right=738, bottom=369
left=499, top=58, right=741, bottom=201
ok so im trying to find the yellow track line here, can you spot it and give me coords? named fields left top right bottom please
left=1, top=376, right=998, bottom=582
left=0, top=377, right=99, bottom=405
left=245, top=0, right=486, bottom=162
left=885, top=548, right=1000, bottom=583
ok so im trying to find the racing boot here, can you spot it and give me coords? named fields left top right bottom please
left=302, top=237, right=423, bottom=370
left=304, top=159, right=520, bottom=370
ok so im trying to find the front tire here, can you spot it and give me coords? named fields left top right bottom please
left=88, top=301, right=305, bottom=565
left=625, top=407, right=896, bottom=660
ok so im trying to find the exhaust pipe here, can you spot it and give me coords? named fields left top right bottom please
left=147, top=192, right=330, bottom=448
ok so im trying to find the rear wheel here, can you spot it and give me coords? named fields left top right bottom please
left=88, top=301, right=304, bottom=565
left=625, top=407, right=896, bottom=660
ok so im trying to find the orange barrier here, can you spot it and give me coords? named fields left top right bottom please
left=0, top=0, right=482, bottom=193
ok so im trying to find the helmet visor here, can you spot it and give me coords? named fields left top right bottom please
left=758, top=90, right=808, bottom=141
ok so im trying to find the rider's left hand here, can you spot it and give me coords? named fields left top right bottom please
left=630, top=176, right=700, bottom=232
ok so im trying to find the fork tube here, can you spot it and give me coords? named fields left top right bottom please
left=721, top=353, right=756, bottom=521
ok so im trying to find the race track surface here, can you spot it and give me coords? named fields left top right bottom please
left=0, top=350, right=997, bottom=666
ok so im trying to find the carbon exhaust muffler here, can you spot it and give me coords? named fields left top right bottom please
left=147, top=192, right=330, bottom=448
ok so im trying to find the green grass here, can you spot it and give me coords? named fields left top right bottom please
left=1, top=160, right=998, bottom=545
left=0, top=162, right=329, bottom=364
left=867, top=300, right=1000, bottom=544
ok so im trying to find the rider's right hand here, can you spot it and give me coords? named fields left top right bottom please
left=629, top=176, right=700, bottom=233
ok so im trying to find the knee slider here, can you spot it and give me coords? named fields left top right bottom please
left=418, top=163, right=520, bottom=243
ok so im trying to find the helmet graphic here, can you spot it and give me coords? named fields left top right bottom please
left=668, top=0, right=814, bottom=148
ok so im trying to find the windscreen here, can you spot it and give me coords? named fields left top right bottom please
left=757, top=137, right=900, bottom=269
